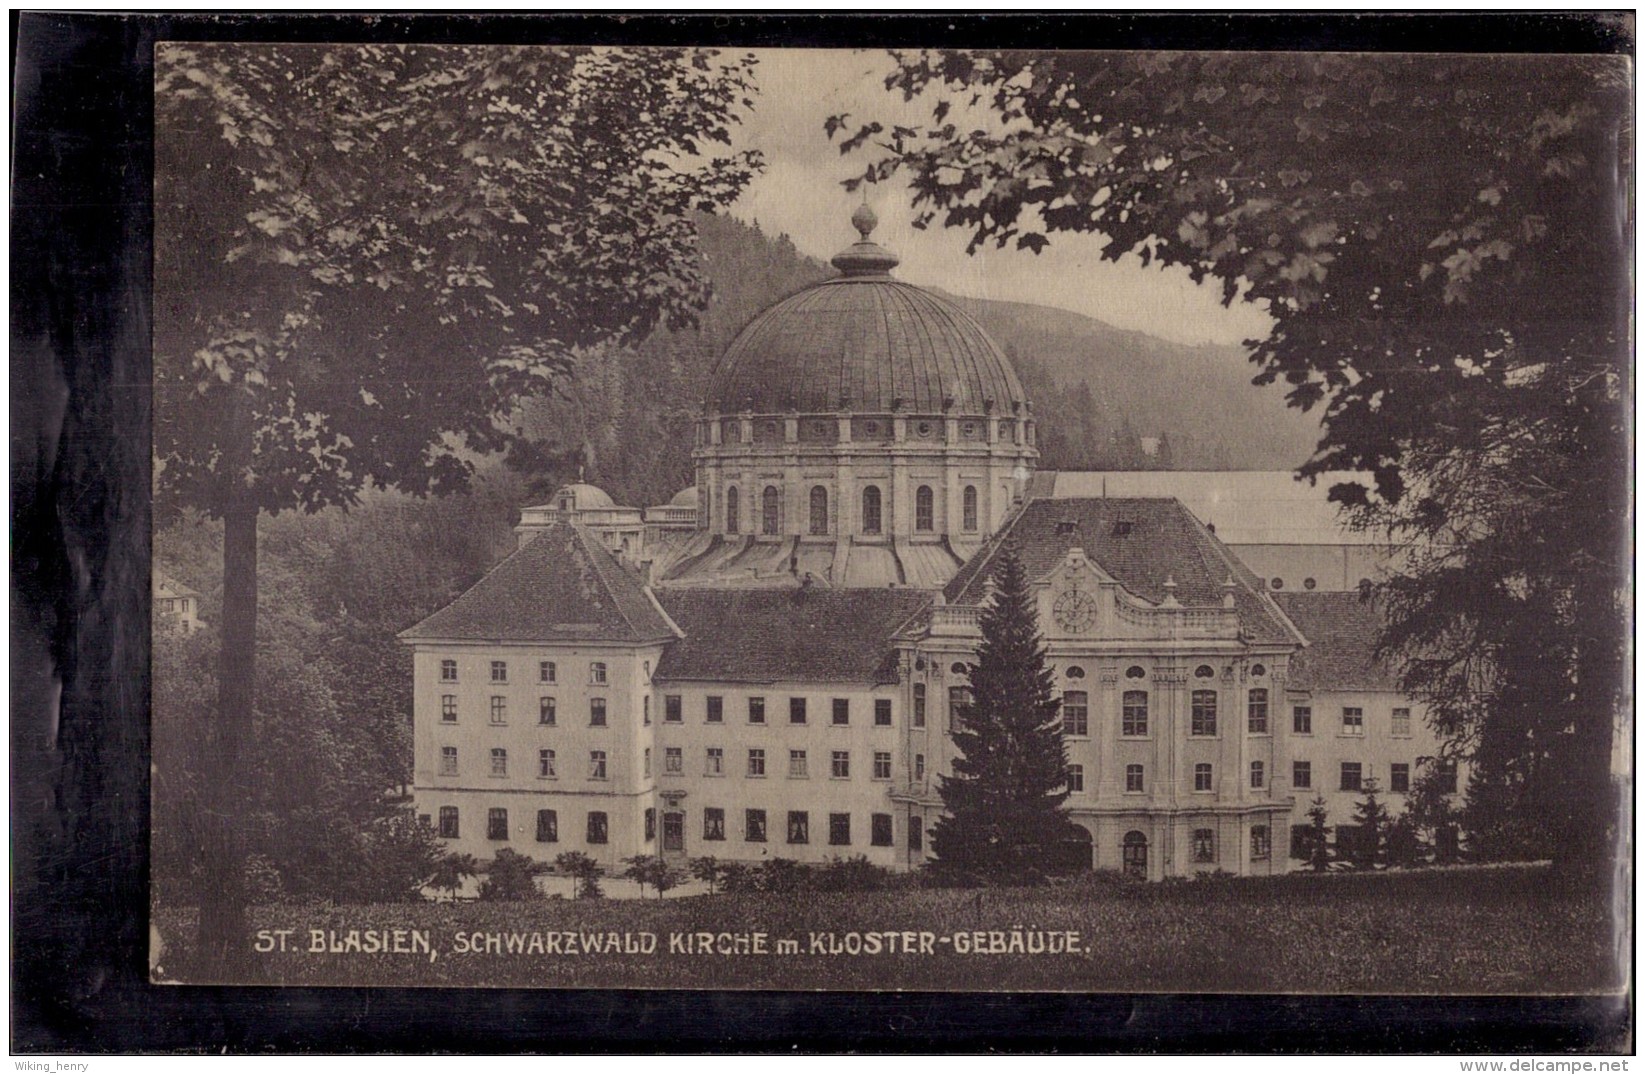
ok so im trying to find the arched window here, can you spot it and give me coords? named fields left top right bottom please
left=962, top=485, right=978, bottom=531
left=762, top=486, right=780, bottom=535
left=1122, top=831, right=1148, bottom=879
left=725, top=486, right=740, bottom=534
left=915, top=485, right=934, bottom=531
left=861, top=486, right=882, bottom=535
left=809, top=485, right=829, bottom=535
left=1125, top=665, right=1147, bottom=679
left=1065, top=665, right=1086, bottom=680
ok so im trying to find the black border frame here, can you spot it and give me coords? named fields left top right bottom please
left=10, top=10, right=1634, bottom=1053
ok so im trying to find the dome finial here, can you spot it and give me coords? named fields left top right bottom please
left=832, top=197, right=899, bottom=276
left=851, top=201, right=877, bottom=240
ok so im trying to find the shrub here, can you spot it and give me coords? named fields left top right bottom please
left=478, top=848, right=547, bottom=901
left=756, top=857, right=810, bottom=894
left=554, top=851, right=605, bottom=900
left=817, top=855, right=892, bottom=892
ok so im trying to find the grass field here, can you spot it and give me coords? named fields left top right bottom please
left=152, top=864, right=1625, bottom=993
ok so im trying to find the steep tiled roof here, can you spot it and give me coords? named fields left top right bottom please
left=944, top=497, right=1301, bottom=647
left=705, top=278, right=1027, bottom=415
left=654, top=588, right=932, bottom=685
left=400, top=523, right=677, bottom=644
left=1271, top=591, right=1398, bottom=691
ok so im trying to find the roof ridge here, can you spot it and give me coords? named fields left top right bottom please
left=1171, top=501, right=1306, bottom=646
left=571, top=523, right=651, bottom=637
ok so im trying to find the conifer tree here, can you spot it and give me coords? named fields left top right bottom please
left=1350, top=778, right=1391, bottom=870
left=1306, top=796, right=1333, bottom=872
left=930, top=545, right=1083, bottom=884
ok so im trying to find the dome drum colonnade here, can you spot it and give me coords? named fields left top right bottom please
left=692, top=206, right=1040, bottom=550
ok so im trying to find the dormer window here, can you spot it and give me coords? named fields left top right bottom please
left=1056, top=520, right=1079, bottom=535
left=1113, top=520, right=1134, bottom=537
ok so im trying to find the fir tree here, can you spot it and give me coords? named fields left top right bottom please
left=1306, top=796, right=1333, bottom=872
left=1349, top=778, right=1391, bottom=870
left=929, top=545, right=1083, bottom=884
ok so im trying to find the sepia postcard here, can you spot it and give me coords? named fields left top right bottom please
left=127, top=28, right=1631, bottom=1006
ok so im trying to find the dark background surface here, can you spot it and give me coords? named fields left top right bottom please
left=10, top=10, right=1633, bottom=1053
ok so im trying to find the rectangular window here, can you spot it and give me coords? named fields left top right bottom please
left=789, top=749, right=808, bottom=778
left=831, top=750, right=850, bottom=779
left=703, top=808, right=726, bottom=841
left=1342, top=706, right=1365, bottom=736
left=871, top=813, right=893, bottom=847
left=1292, top=760, right=1312, bottom=789
left=643, top=747, right=651, bottom=778
left=913, top=684, right=927, bottom=728
left=538, top=748, right=556, bottom=779
left=1251, top=824, right=1271, bottom=861
left=587, top=812, right=608, bottom=844
left=706, top=696, right=724, bottom=723
left=1291, top=824, right=1313, bottom=860
left=1067, top=764, right=1085, bottom=793
left=440, top=746, right=458, bottom=776
left=441, top=695, right=458, bottom=723
left=490, top=660, right=508, bottom=683
left=589, top=698, right=607, bottom=726
left=748, top=696, right=766, bottom=724
left=665, top=695, right=683, bottom=723
left=909, top=818, right=923, bottom=852
left=538, top=697, right=556, bottom=725
left=874, top=699, right=893, bottom=726
left=706, top=747, right=724, bottom=776
left=1437, top=760, right=1458, bottom=794
left=1250, top=760, right=1265, bottom=789
left=539, top=660, right=556, bottom=684
left=490, top=696, right=507, bottom=725
left=915, top=754, right=925, bottom=781
left=1340, top=761, right=1362, bottom=791
left=487, top=808, right=508, bottom=841
left=643, top=696, right=651, bottom=725
left=490, top=748, right=507, bottom=777
left=745, top=809, right=767, bottom=842
left=1293, top=705, right=1313, bottom=734
left=536, top=809, right=558, bottom=843
left=789, top=697, right=807, bottom=724
left=1248, top=688, right=1269, bottom=734
left=1122, top=691, right=1148, bottom=736
left=590, top=750, right=608, bottom=780
left=1392, top=707, right=1412, bottom=737
left=438, top=806, right=459, bottom=839
left=832, top=698, right=850, bottom=726
left=1062, top=691, right=1089, bottom=737
left=948, top=686, right=970, bottom=732
left=1191, top=690, right=1218, bottom=736
left=1125, top=763, right=1144, bottom=793
left=787, top=811, right=809, bottom=845
left=589, top=662, right=607, bottom=685
left=645, top=808, right=655, bottom=842
left=747, top=748, right=766, bottom=777
left=1194, top=762, right=1213, bottom=792
left=1390, top=762, right=1410, bottom=793
left=440, top=659, right=458, bottom=683
left=665, top=747, right=683, bottom=774
left=873, top=751, right=892, bottom=780
left=1192, top=827, right=1216, bottom=863
left=829, top=813, right=851, bottom=846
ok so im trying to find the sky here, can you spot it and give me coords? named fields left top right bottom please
left=725, top=49, right=1275, bottom=349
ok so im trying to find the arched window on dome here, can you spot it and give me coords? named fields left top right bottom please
left=725, top=486, right=740, bottom=534
left=861, top=486, right=882, bottom=535
left=915, top=485, right=934, bottom=532
left=809, top=486, right=829, bottom=536
left=962, top=485, right=979, bottom=531
left=762, top=486, right=780, bottom=536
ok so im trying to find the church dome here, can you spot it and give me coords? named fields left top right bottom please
left=705, top=208, right=1027, bottom=417
left=551, top=482, right=615, bottom=511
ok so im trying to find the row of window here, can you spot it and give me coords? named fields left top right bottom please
left=1064, top=761, right=1265, bottom=794
left=439, top=694, right=897, bottom=729
left=439, top=659, right=604, bottom=686
left=1291, top=705, right=1414, bottom=737
left=440, top=805, right=905, bottom=849
left=438, top=746, right=901, bottom=782
left=1292, top=759, right=1457, bottom=793
left=724, top=483, right=979, bottom=536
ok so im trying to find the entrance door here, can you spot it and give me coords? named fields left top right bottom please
left=662, top=811, right=684, bottom=852
left=1122, top=830, right=1148, bottom=879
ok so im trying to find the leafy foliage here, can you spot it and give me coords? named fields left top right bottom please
left=929, top=545, right=1084, bottom=884
left=842, top=50, right=1630, bottom=865
left=554, top=851, right=606, bottom=900
left=623, top=855, right=685, bottom=898
left=477, top=848, right=547, bottom=902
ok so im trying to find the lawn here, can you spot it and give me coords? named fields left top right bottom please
left=151, top=864, right=1625, bottom=993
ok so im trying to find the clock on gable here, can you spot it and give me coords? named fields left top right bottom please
left=1052, top=587, right=1097, bottom=633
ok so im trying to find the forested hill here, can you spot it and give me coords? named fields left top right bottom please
left=514, top=212, right=1320, bottom=510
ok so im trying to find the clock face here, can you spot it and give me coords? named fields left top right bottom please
left=1053, top=588, right=1097, bottom=632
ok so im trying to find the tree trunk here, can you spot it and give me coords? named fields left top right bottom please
left=197, top=486, right=257, bottom=977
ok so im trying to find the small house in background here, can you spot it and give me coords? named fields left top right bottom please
left=154, top=573, right=203, bottom=634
